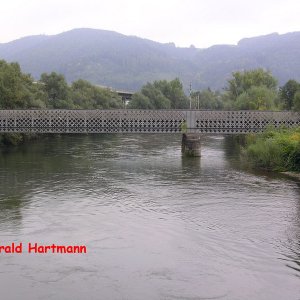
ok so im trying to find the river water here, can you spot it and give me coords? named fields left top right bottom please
left=0, top=134, right=299, bottom=300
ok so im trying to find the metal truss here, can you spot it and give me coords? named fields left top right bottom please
left=0, top=109, right=299, bottom=134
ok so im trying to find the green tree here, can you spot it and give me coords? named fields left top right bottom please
left=128, top=93, right=154, bottom=109
left=279, top=79, right=300, bottom=110
left=0, top=60, right=45, bottom=109
left=153, top=78, right=189, bottom=108
left=293, top=90, right=300, bottom=111
left=71, top=79, right=122, bottom=109
left=128, top=82, right=170, bottom=109
left=192, top=89, right=223, bottom=109
left=0, top=60, right=48, bottom=146
left=40, top=72, right=73, bottom=108
left=128, top=79, right=188, bottom=109
left=142, top=82, right=171, bottom=108
left=227, top=69, right=277, bottom=101
left=234, top=86, right=277, bottom=110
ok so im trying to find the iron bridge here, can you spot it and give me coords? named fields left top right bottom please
left=0, top=109, right=299, bottom=134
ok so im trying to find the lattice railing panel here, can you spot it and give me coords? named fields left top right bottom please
left=0, top=109, right=299, bottom=134
left=0, top=110, right=186, bottom=133
left=194, top=110, right=300, bottom=133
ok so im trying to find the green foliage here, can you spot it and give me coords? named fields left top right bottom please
left=128, top=93, right=154, bottom=109
left=293, top=90, right=300, bottom=111
left=140, top=83, right=171, bottom=109
left=40, top=72, right=74, bottom=108
left=191, top=89, right=223, bottom=109
left=245, top=127, right=300, bottom=171
left=71, top=79, right=122, bottom=109
left=128, top=79, right=189, bottom=109
left=152, top=79, right=188, bottom=109
left=224, top=69, right=278, bottom=110
left=180, top=121, right=187, bottom=133
left=0, top=60, right=46, bottom=109
left=0, top=59, right=124, bottom=146
left=279, top=79, right=300, bottom=110
left=192, top=69, right=279, bottom=111
left=227, top=69, right=277, bottom=101
left=234, top=86, right=277, bottom=110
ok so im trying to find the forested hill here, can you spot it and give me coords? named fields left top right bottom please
left=0, top=28, right=299, bottom=91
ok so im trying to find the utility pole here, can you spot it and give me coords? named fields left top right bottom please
left=189, top=83, right=192, bottom=109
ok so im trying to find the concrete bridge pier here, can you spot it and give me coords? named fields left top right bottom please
left=181, top=133, right=201, bottom=157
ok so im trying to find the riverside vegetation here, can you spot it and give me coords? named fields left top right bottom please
left=1, top=59, right=300, bottom=172
left=245, top=127, right=300, bottom=172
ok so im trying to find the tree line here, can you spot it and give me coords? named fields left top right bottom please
left=0, top=60, right=123, bottom=110
left=127, top=68, right=300, bottom=111
left=1, top=59, right=300, bottom=112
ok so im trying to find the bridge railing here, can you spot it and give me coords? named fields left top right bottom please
left=0, top=109, right=185, bottom=133
left=0, top=109, right=299, bottom=134
left=191, top=110, right=300, bottom=133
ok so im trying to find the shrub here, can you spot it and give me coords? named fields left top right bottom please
left=245, top=127, right=300, bottom=171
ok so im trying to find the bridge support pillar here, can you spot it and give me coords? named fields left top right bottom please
left=181, top=133, right=201, bottom=157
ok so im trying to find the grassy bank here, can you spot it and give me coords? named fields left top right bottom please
left=244, top=127, right=300, bottom=172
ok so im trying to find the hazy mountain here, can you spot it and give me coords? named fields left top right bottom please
left=0, top=28, right=299, bottom=92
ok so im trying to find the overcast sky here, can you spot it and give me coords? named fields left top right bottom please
left=1, top=0, right=299, bottom=48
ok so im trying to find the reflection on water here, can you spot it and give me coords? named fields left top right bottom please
left=0, top=134, right=300, bottom=300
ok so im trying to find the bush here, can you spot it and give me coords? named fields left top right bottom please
left=245, top=127, right=300, bottom=171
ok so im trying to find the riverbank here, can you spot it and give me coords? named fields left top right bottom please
left=243, top=127, right=300, bottom=172
left=281, top=171, right=300, bottom=181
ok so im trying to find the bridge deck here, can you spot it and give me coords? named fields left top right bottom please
left=0, top=109, right=299, bottom=134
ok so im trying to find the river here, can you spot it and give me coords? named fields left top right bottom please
left=0, top=134, right=299, bottom=300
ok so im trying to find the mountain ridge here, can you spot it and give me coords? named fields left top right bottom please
left=0, top=28, right=299, bottom=91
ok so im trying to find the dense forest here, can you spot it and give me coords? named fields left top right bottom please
left=0, top=29, right=300, bottom=91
